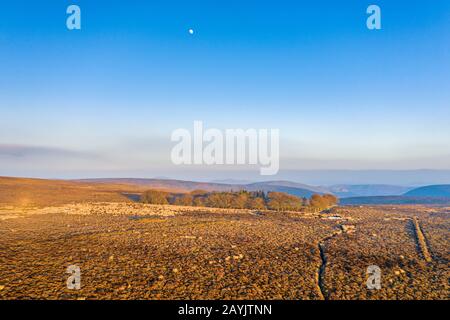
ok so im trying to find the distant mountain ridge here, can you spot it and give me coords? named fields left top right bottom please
left=340, top=185, right=450, bottom=205
left=340, top=196, right=450, bottom=206
left=78, top=178, right=449, bottom=200
left=329, top=184, right=413, bottom=198
left=404, top=185, right=450, bottom=197
left=2, top=176, right=450, bottom=206
left=77, top=178, right=328, bottom=198
left=76, top=178, right=237, bottom=193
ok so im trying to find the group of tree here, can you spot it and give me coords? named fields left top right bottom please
left=140, top=189, right=338, bottom=212
left=309, top=194, right=339, bottom=211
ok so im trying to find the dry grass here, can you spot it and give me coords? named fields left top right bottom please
left=0, top=203, right=448, bottom=300
left=0, top=176, right=147, bottom=207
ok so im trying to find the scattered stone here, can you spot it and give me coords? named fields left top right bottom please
left=1, top=203, right=447, bottom=300
left=340, top=225, right=356, bottom=233
left=181, top=235, right=196, bottom=239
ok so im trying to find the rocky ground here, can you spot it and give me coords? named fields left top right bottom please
left=0, top=203, right=448, bottom=300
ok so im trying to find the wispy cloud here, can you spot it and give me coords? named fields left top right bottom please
left=0, top=144, right=114, bottom=177
left=0, top=144, right=95, bottom=159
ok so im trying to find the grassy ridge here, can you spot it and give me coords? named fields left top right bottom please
left=0, top=176, right=141, bottom=206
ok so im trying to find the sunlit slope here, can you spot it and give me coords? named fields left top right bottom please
left=0, top=177, right=137, bottom=206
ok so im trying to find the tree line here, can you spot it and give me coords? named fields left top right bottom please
left=140, top=189, right=338, bottom=212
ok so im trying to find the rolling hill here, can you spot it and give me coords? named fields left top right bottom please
left=0, top=176, right=136, bottom=206
left=4, top=175, right=450, bottom=207
left=244, top=181, right=328, bottom=198
left=329, top=184, right=413, bottom=198
left=341, top=185, right=450, bottom=205
left=78, top=178, right=329, bottom=198
left=0, top=177, right=329, bottom=206
left=404, top=185, right=450, bottom=197
left=340, top=196, right=450, bottom=206
left=76, top=178, right=237, bottom=193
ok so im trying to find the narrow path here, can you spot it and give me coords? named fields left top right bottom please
left=410, top=217, right=432, bottom=263
left=316, top=230, right=343, bottom=300
left=317, top=242, right=327, bottom=300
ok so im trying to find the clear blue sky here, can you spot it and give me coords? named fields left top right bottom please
left=0, top=1, right=449, bottom=181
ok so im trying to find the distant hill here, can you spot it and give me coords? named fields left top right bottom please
left=340, top=184, right=450, bottom=205
left=404, top=185, right=450, bottom=197
left=7, top=176, right=449, bottom=207
left=79, top=178, right=328, bottom=198
left=0, top=176, right=329, bottom=206
left=77, top=179, right=422, bottom=198
left=248, top=180, right=328, bottom=192
left=329, top=184, right=413, bottom=198
left=340, top=195, right=450, bottom=206
left=76, top=178, right=239, bottom=193
left=210, top=179, right=253, bottom=185
left=0, top=176, right=133, bottom=206
left=245, top=181, right=328, bottom=198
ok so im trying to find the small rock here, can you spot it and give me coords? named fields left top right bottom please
left=341, top=225, right=356, bottom=233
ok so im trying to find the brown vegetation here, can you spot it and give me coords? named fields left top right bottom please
left=0, top=177, right=144, bottom=207
left=0, top=204, right=447, bottom=300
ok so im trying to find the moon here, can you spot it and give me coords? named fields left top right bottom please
left=188, top=28, right=194, bottom=35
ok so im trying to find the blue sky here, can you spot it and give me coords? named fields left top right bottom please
left=0, top=1, right=449, bottom=182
